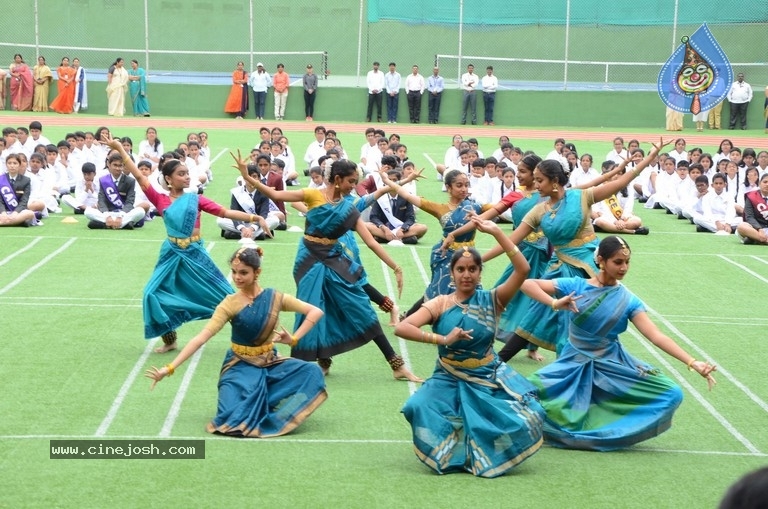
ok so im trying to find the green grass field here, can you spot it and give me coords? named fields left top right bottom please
left=0, top=118, right=766, bottom=508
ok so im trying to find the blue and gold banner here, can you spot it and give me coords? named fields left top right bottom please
left=657, top=23, right=732, bottom=114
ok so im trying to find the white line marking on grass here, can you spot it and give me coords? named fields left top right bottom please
left=209, top=148, right=228, bottom=165
left=644, top=303, right=768, bottom=418
left=97, top=242, right=218, bottom=437
left=423, top=153, right=437, bottom=169
left=0, top=296, right=141, bottom=301
left=626, top=326, right=762, bottom=454
left=0, top=237, right=42, bottom=267
left=159, top=346, right=206, bottom=437
left=750, top=255, right=768, bottom=265
left=410, top=246, right=430, bottom=285
left=0, top=238, right=76, bottom=295
left=719, top=254, right=768, bottom=284
left=11, top=302, right=142, bottom=309
left=157, top=242, right=221, bottom=437
left=380, top=260, right=417, bottom=395
left=6, top=433, right=768, bottom=456
left=95, top=338, right=159, bottom=437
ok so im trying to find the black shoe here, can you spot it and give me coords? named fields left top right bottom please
left=402, top=235, right=418, bottom=245
left=303, top=169, right=310, bottom=177
left=653, top=203, right=664, bottom=210
left=696, top=225, right=709, bottom=233
left=254, top=233, right=266, bottom=241
left=87, top=220, right=106, bottom=230
left=634, top=227, right=649, bottom=235
left=677, top=212, right=685, bottom=220
left=637, top=196, right=648, bottom=203
left=222, top=230, right=241, bottom=240
left=276, top=221, right=287, bottom=231
left=73, top=208, right=84, bottom=215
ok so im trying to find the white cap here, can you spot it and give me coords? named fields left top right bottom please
left=256, top=62, right=264, bottom=68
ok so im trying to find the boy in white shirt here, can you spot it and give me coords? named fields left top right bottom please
left=693, top=173, right=741, bottom=234
left=61, top=162, right=99, bottom=214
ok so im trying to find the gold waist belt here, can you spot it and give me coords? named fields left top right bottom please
left=304, top=235, right=337, bottom=245
left=554, top=233, right=597, bottom=250
left=231, top=342, right=274, bottom=356
left=441, top=352, right=495, bottom=369
left=168, top=235, right=201, bottom=249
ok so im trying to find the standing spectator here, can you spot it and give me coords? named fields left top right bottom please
left=272, top=63, right=289, bottom=120
left=50, top=57, right=76, bottom=114
left=303, top=64, right=317, bottom=121
left=727, top=72, right=753, bottom=130
left=481, top=65, right=498, bottom=125
left=128, top=59, right=151, bottom=117
left=384, top=62, right=401, bottom=123
left=249, top=62, right=271, bottom=120
left=106, top=58, right=129, bottom=117
left=365, top=61, right=384, bottom=122
left=426, top=66, right=444, bottom=124
left=708, top=100, right=724, bottom=130
left=224, top=61, right=249, bottom=119
left=32, top=56, right=52, bottom=112
left=460, top=63, right=478, bottom=125
left=405, top=65, right=425, bottom=124
left=72, top=58, right=87, bottom=113
left=9, top=54, right=33, bottom=111
left=764, top=85, right=768, bottom=134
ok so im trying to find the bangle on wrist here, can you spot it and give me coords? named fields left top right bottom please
left=393, top=266, right=403, bottom=274
left=508, top=245, right=520, bottom=256
left=551, top=298, right=559, bottom=312
left=165, top=364, right=175, bottom=376
left=289, top=335, right=299, bottom=348
left=687, top=358, right=696, bottom=371
left=249, top=214, right=257, bottom=223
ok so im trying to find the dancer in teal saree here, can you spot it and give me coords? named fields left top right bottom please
left=395, top=218, right=544, bottom=478
left=146, top=247, right=327, bottom=437
left=523, top=236, right=716, bottom=451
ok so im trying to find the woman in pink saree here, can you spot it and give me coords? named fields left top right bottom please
left=9, top=54, right=33, bottom=111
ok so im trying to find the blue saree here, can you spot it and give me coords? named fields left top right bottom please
left=291, top=194, right=382, bottom=360
left=494, top=190, right=550, bottom=343
left=143, top=192, right=233, bottom=338
left=529, top=278, right=683, bottom=451
left=207, top=289, right=327, bottom=437
left=516, top=189, right=600, bottom=353
left=128, top=67, right=150, bottom=116
left=402, top=290, right=544, bottom=478
left=426, top=199, right=485, bottom=299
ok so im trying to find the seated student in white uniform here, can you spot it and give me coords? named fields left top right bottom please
left=645, top=156, right=677, bottom=209
left=435, top=134, right=463, bottom=180
left=217, top=162, right=277, bottom=240
left=591, top=161, right=649, bottom=235
left=668, top=138, right=689, bottom=166
left=61, top=162, right=99, bottom=214
left=26, top=152, right=59, bottom=215
left=184, top=141, right=209, bottom=190
left=132, top=160, right=157, bottom=220
left=658, top=161, right=696, bottom=218
left=568, top=153, right=600, bottom=188
left=737, top=167, right=760, bottom=216
left=605, top=136, right=628, bottom=164
left=53, top=140, right=78, bottom=198
left=468, top=159, right=493, bottom=205
left=495, top=166, right=517, bottom=223
left=400, top=161, right=418, bottom=196
left=84, top=153, right=146, bottom=229
left=693, top=173, right=742, bottom=234
left=270, top=141, right=298, bottom=186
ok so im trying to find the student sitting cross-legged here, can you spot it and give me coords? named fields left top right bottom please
left=84, top=152, right=145, bottom=229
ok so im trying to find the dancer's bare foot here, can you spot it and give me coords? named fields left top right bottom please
left=526, top=349, right=545, bottom=362
left=154, top=342, right=177, bottom=354
left=393, top=366, right=424, bottom=383
left=388, top=304, right=400, bottom=326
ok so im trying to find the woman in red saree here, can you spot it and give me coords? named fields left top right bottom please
left=9, top=54, right=33, bottom=111
left=50, top=57, right=76, bottom=114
